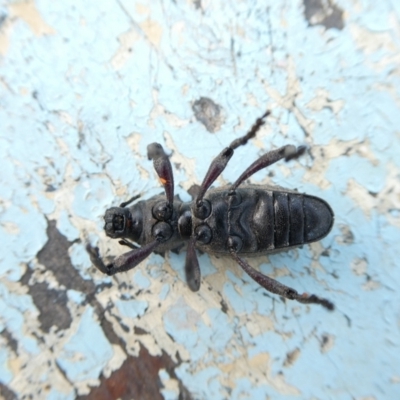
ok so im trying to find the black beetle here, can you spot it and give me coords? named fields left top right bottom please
left=87, top=110, right=334, bottom=310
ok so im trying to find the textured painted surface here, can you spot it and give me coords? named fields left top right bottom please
left=1, top=0, right=400, bottom=399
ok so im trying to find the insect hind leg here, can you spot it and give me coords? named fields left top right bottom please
left=229, top=249, right=334, bottom=310
left=195, top=110, right=270, bottom=206
left=229, top=145, right=306, bottom=193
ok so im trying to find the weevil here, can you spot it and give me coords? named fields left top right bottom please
left=87, top=110, right=334, bottom=310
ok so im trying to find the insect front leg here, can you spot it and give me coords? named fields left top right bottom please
left=86, top=240, right=160, bottom=276
left=147, top=143, right=174, bottom=211
left=229, top=248, right=334, bottom=310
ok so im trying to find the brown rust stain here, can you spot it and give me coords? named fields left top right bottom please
left=80, top=345, right=193, bottom=400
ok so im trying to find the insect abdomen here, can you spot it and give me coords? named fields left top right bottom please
left=253, top=189, right=333, bottom=251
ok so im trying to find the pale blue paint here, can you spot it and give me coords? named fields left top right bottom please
left=46, top=389, right=74, bottom=400
left=0, top=203, right=47, bottom=281
left=133, top=269, right=151, bottom=289
left=69, top=242, right=95, bottom=280
left=175, top=365, right=224, bottom=400
left=159, top=369, right=180, bottom=400
left=231, top=379, right=272, bottom=400
left=56, top=307, right=114, bottom=382
left=67, top=289, right=85, bottom=305
left=115, top=298, right=148, bottom=319
left=0, top=283, right=40, bottom=355
left=57, top=210, right=80, bottom=242
left=223, top=280, right=258, bottom=315
left=160, top=388, right=179, bottom=400
left=163, top=300, right=234, bottom=363
left=326, top=155, right=387, bottom=193
left=158, top=283, right=170, bottom=302
left=72, top=177, right=114, bottom=222
left=0, top=347, right=13, bottom=385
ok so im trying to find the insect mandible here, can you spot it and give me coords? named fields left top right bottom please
left=87, top=110, right=334, bottom=310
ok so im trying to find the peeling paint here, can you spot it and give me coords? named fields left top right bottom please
left=303, top=0, right=344, bottom=30
left=1, top=0, right=400, bottom=399
left=192, top=97, right=225, bottom=133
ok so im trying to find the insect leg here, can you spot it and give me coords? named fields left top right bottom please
left=229, top=249, right=334, bottom=310
left=229, top=145, right=306, bottom=192
left=86, top=240, right=160, bottom=275
left=120, top=194, right=141, bottom=208
left=118, top=238, right=140, bottom=249
left=147, top=143, right=174, bottom=207
left=184, top=237, right=201, bottom=291
left=195, top=110, right=270, bottom=206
